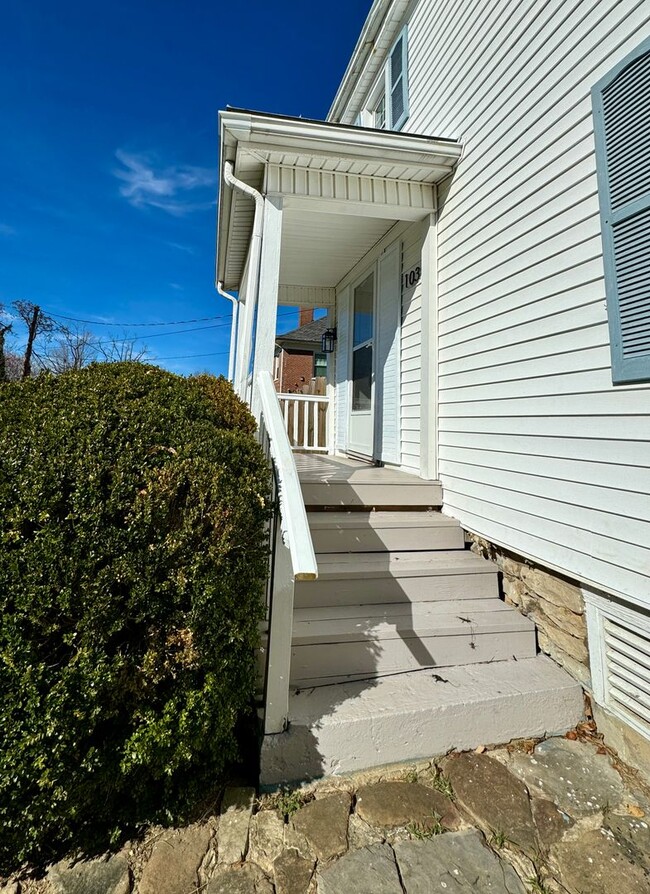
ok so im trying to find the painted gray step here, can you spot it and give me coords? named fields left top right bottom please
left=294, top=550, right=498, bottom=607
left=301, top=479, right=443, bottom=509
left=289, top=605, right=537, bottom=686
left=292, top=598, right=530, bottom=644
left=308, top=511, right=464, bottom=553
left=260, top=656, right=584, bottom=785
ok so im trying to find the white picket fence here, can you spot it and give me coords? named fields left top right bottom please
left=278, top=392, right=329, bottom=452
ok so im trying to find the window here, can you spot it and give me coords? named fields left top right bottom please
left=351, top=272, right=374, bottom=411
left=593, top=38, right=650, bottom=384
left=314, top=352, right=327, bottom=378
left=366, top=27, right=409, bottom=131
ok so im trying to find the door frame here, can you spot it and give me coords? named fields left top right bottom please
left=345, top=241, right=402, bottom=464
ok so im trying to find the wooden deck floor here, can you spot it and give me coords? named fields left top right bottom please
left=294, top=453, right=431, bottom=484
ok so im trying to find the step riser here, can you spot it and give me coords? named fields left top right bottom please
left=311, top=527, right=465, bottom=553
left=289, top=630, right=537, bottom=686
left=294, top=573, right=498, bottom=607
left=302, top=482, right=442, bottom=508
left=260, top=657, right=584, bottom=786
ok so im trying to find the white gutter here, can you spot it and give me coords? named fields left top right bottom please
left=216, top=281, right=238, bottom=383
left=223, top=160, right=265, bottom=397
left=219, top=110, right=461, bottom=168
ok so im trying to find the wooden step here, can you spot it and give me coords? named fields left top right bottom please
left=308, top=511, right=464, bottom=553
left=260, top=657, right=584, bottom=785
left=294, top=550, right=498, bottom=607
left=302, top=478, right=442, bottom=509
left=289, top=599, right=537, bottom=686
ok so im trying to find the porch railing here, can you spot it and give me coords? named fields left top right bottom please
left=278, top=392, right=329, bottom=452
left=257, top=370, right=318, bottom=735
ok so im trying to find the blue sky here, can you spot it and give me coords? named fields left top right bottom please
left=0, top=0, right=371, bottom=376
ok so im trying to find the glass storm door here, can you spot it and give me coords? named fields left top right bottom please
left=348, top=271, right=374, bottom=458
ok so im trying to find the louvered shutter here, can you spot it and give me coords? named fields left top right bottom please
left=593, top=38, right=650, bottom=384
left=389, top=28, right=409, bottom=130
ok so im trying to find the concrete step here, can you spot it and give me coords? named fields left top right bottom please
left=294, top=549, right=498, bottom=607
left=289, top=599, right=537, bottom=687
left=308, top=511, right=464, bottom=554
left=260, top=655, right=584, bottom=786
left=302, top=478, right=443, bottom=508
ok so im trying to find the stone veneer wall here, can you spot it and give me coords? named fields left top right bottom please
left=467, top=533, right=591, bottom=689
left=466, top=533, right=650, bottom=782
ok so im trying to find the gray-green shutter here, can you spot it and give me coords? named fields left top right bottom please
left=593, top=37, right=650, bottom=384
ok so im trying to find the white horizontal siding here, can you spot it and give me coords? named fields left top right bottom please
left=400, top=219, right=427, bottom=473
left=404, top=0, right=650, bottom=604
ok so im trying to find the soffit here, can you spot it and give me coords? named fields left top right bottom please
left=279, top=210, right=393, bottom=289
left=217, top=109, right=461, bottom=291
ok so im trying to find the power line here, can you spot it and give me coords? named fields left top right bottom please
left=43, top=306, right=300, bottom=329
left=153, top=351, right=230, bottom=361
left=93, top=322, right=229, bottom=346
left=47, top=311, right=228, bottom=327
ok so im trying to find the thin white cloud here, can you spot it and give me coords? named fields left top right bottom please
left=168, top=282, right=184, bottom=291
left=0, top=223, right=16, bottom=236
left=167, top=241, right=196, bottom=254
left=114, top=150, right=216, bottom=216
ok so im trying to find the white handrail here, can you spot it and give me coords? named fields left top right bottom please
left=257, top=371, right=318, bottom=581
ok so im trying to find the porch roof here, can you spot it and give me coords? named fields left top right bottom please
left=217, top=108, right=462, bottom=295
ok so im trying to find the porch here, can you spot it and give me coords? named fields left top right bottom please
left=217, top=109, right=462, bottom=476
left=215, top=109, right=583, bottom=785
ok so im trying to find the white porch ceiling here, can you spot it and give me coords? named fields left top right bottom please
left=279, top=210, right=394, bottom=288
left=217, top=109, right=462, bottom=292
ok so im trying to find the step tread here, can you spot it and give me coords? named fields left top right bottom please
left=292, top=601, right=535, bottom=645
left=260, top=656, right=583, bottom=784
left=287, top=656, right=580, bottom=721
left=307, top=511, right=460, bottom=530
left=297, top=463, right=439, bottom=485
left=312, top=550, right=495, bottom=578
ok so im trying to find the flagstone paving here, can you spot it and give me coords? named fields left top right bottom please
left=5, top=734, right=650, bottom=894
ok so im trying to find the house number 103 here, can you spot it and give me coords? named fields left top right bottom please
left=402, top=265, right=421, bottom=290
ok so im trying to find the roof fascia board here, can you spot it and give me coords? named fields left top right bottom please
left=221, top=110, right=461, bottom=170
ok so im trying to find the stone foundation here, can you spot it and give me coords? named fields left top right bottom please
left=467, top=534, right=591, bottom=688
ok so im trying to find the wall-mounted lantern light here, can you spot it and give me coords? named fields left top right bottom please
left=321, top=328, right=337, bottom=353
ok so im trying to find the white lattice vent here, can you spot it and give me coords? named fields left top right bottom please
left=585, top=589, right=650, bottom=743
left=603, top=618, right=650, bottom=736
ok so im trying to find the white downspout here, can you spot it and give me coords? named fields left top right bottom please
left=216, top=281, right=238, bottom=383
left=223, top=160, right=264, bottom=401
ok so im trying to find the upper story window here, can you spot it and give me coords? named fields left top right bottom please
left=592, top=37, right=650, bottom=385
left=365, top=27, right=409, bottom=131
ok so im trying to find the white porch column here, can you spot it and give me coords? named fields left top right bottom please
left=252, top=196, right=283, bottom=419
left=420, top=211, right=439, bottom=480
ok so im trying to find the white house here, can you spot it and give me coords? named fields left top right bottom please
left=216, top=0, right=650, bottom=784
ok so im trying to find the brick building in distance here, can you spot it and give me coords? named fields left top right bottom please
left=274, top=309, right=328, bottom=393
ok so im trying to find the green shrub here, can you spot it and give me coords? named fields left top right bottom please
left=0, top=363, right=270, bottom=870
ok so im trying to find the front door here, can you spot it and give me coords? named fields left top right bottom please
left=347, top=271, right=374, bottom=458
